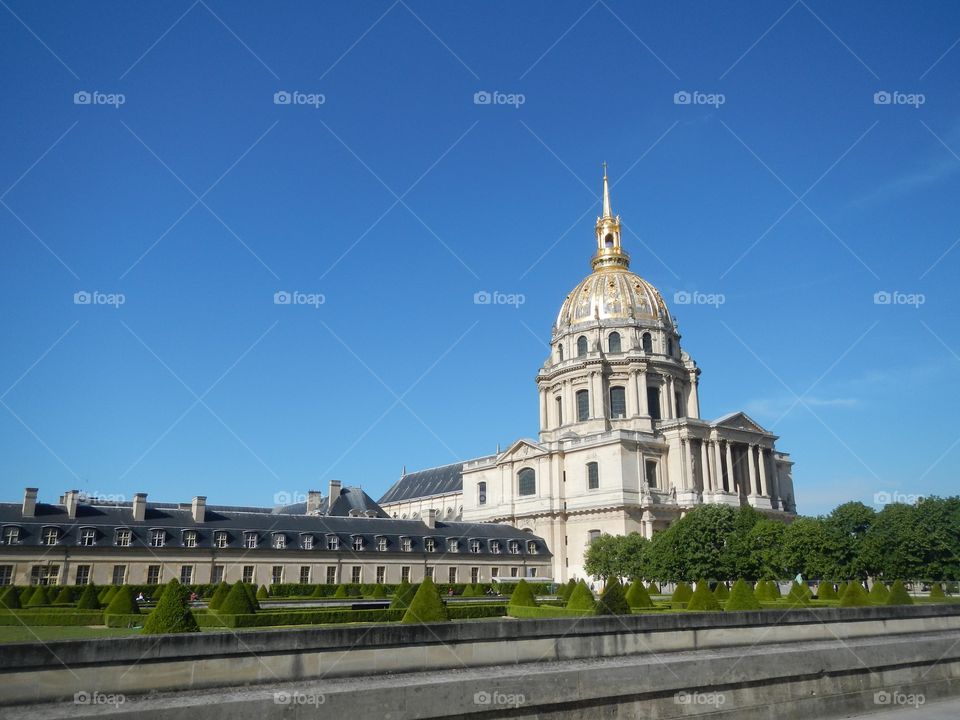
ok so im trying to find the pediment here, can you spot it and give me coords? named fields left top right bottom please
left=712, top=411, right=769, bottom=434
left=497, top=438, right=547, bottom=463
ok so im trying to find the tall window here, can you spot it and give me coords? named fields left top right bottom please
left=647, top=386, right=661, bottom=420
left=351, top=566, right=361, bottom=584
left=491, top=567, right=499, bottom=578
left=471, top=567, right=480, bottom=584
left=74, top=565, right=91, bottom=585
left=42, top=528, right=60, bottom=546
left=586, top=461, right=599, bottom=490
left=326, top=567, right=337, bottom=584
left=2, top=527, right=19, bottom=545
left=79, top=528, right=97, bottom=546
left=113, top=565, right=127, bottom=585
left=478, top=481, right=487, bottom=505
left=576, top=389, right=589, bottom=421
left=608, top=332, right=621, bottom=353
left=116, top=529, right=132, bottom=547
left=645, top=460, right=658, bottom=488
left=31, top=564, right=60, bottom=585
left=150, top=529, right=165, bottom=548
left=272, top=566, right=283, bottom=584
left=610, top=386, right=626, bottom=418
left=425, top=566, right=435, bottom=579
left=242, top=566, right=254, bottom=584
left=448, top=567, right=457, bottom=583
left=577, top=335, right=588, bottom=357
left=668, top=338, right=674, bottom=356
left=675, top=390, right=685, bottom=418
left=401, top=566, right=411, bottom=583
left=179, top=565, right=193, bottom=585
left=556, top=396, right=563, bottom=425
left=588, top=529, right=601, bottom=545
left=642, top=332, right=653, bottom=353
left=376, top=566, right=385, bottom=584
left=557, top=344, right=564, bottom=362
left=0, top=566, right=10, bottom=585
left=510, top=567, right=519, bottom=577
left=147, top=565, right=161, bottom=585
left=518, top=468, right=536, bottom=496
left=212, top=565, right=225, bottom=584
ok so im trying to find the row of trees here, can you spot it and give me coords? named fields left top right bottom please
left=584, top=497, right=960, bottom=582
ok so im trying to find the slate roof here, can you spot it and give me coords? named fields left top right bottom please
left=0, top=493, right=550, bottom=559
left=378, top=462, right=464, bottom=505
left=273, top=486, right=389, bottom=518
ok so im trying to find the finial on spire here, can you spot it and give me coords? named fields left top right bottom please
left=601, top=162, right=612, bottom=219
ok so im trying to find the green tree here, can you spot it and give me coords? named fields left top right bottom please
left=781, top=518, right=835, bottom=578
left=823, top=502, right=875, bottom=578
left=745, top=520, right=787, bottom=580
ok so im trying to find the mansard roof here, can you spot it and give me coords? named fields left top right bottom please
left=275, top=486, right=389, bottom=518
left=378, top=462, right=464, bottom=505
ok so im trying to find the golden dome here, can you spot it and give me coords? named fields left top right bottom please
left=556, top=269, right=671, bottom=330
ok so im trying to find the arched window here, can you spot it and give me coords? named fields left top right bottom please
left=647, top=386, right=661, bottom=420
left=576, top=389, right=589, bottom=421
left=577, top=335, right=588, bottom=357
left=588, top=529, right=601, bottom=545
left=517, top=468, right=536, bottom=496
left=478, top=481, right=487, bottom=505
left=608, top=332, right=621, bottom=353
left=555, top=396, right=563, bottom=425
left=609, top=386, right=626, bottom=418
left=642, top=332, right=652, bottom=353
left=586, top=461, right=599, bottom=490
left=557, top=344, right=564, bottom=362
left=604, top=234, right=614, bottom=247
left=668, top=338, right=674, bottom=357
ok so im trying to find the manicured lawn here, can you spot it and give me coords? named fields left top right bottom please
left=0, top=625, right=143, bottom=643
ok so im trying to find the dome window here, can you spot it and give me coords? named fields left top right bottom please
left=642, top=332, right=653, bottom=353
left=557, top=344, right=564, bottom=362
left=576, top=389, right=590, bottom=421
left=608, top=332, right=621, bottom=353
left=576, top=336, right=588, bottom=357
left=668, top=338, right=675, bottom=356
left=610, top=386, right=626, bottom=418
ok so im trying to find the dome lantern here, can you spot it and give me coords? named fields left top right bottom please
left=592, top=163, right=630, bottom=272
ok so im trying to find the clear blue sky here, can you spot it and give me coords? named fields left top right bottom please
left=2, top=1, right=958, bottom=516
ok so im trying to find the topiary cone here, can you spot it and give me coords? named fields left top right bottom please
left=625, top=579, right=653, bottom=608
left=401, top=576, right=448, bottom=623
left=76, top=582, right=99, bottom=610
left=596, top=578, right=631, bottom=615
left=686, top=580, right=721, bottom=612
left=508, top=579, right=537, bottom=608
left=868, top=581, right=890, bottom=604
left=208, top=582, right=230, bottom=610
left=26, top=585, right=50, bottom=606
left=566, top=580, right=596, bottom=612
left=724, top=579, right=761, bottom=611
left=839, top=581, right=870, bottom=607
left=713, top=582, right=730, bottom=600
left=930, top=583, right=946, bottom=600
left=142, top=579, right=200, bottom=634
left=886, top=579, right=913, bottom=606
left=105, top=586, right=140, bottom=615
left=671, top=581, right=693, bottom=605
left=0, top=585, right=21, bottom=609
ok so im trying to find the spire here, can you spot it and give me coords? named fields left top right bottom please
left=592, top=163, right=630, bottom=271
left=601, top=161, right=612, bottom=218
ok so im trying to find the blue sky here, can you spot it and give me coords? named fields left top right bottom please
left=1, top=1, right=958, bottom=516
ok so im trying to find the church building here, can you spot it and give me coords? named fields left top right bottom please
left=379, top=168, right=797, bottom=582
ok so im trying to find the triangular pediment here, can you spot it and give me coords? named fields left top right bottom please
left=497, top=438, right=547, bottom=463
left=712, top=411, right=769, bottom=434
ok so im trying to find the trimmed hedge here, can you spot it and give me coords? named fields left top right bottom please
left=930, top=583, right=946, bottom=600
left=839, top=581, right=870, bottom=607
left=625, top=580, right=653, bottom=609
left=785, top=581, right=811, bottom=606
left=508, top=604, right=594, bottom=618
left=53, top=586, right=74, bottom=604
left=647, top=582, right=660, bottom=594
left=26, top=586, right=50, bottom=607
left=725, top=579, right=761, bottom=611
left=390, top=581, right=417, bottom=610
left=713, top=582, right=730, bottom=601
left=142, top=579, right=199, bottom=634
left=886, top=579, right=913, bottom=606
left=596, top=578, right=630, bottom=615
left=447, top=603, right=507, bottom=620
left=0, top=610, right=104, bottom=626
left=817, top=582, right=838, bottom=601
left=105, top=586, right=140, bottom=615
left=76, top=583, right=100, bottom=610
left=557, top=579, right=575, bottom=601
left=256, top=585, right=269, bottom=600
left=507, top=579, right=537, bottom=609
left=105, top=613, right=144, bottom=628
left=0, top=586, right=22, bottom=609
left=686, top=580, right=721, bottom=612
left=198, top=608, right=405, bottom=628
left=566, top=580, right=596, bottom=612
left=208, top=582, right=229, bottom=610
left=220, top=582, right=256, bottom=615
left=671, top=582, right=693, bottom=605
left=402, top=577, right=448, bottom=624
left=868, top=581, right=890, bottom=603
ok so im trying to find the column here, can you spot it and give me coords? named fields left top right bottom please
left=747, top=444, right=758, bottom=496
left=626, top=371, right=639, bottom=417
left=700, top=440, right=711, bottom=492
left=757, top=446, right=768, bottom=496
left=639, top=369, right=649, bottom=415
left=564, top=381, right=574, bottom=423
left=591, top=372, right=603, bottom=419
left=725, top=442, right=735, bottom=493
left=679, top=440, right=689, bottom=490
left=666, top=376, right=675, bottom=418
left=539, top=388, right=548, bottom=431
left=713, top=441, right=724, bottom=492
left=688, top=377, right=700, bottom=418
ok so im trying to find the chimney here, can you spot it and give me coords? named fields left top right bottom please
left=132, top=493, right=147, bottom=522
left=22, top=488, right=38, bottom=518
left=191, top=496, right=206, bottom=523
left=64, top=490, right=79, bottom=519
left=306, top=490, right=322, bottom=515
left=424, top=508, right=437, bottom=529
left=327, top=480, right=341, bottom=512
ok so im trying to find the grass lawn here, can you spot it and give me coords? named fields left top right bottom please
left=0, top=625, right=144, bottom=643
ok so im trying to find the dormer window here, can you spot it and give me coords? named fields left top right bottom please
left=327, top=535, right=340, bottom=550
left=115, top=528, right=131, bottom=547
left=490, top=540, right=501, bottom=554
left=377, top=537, right=388, bottom=551
left=448, top=539, right=459, bottom=553
left=150, top=529, right=165, bottom=548
left=213, top=531, right=228, bottom=548
left=2, top=527, right=20, bottom=545
left=183, top=530, right=198, bottom=548
left=400, top=537, right=412, bottom=552
left=301, top=534, right=314, bottom=550
left=79, top=528, right=97, bottom=547
left=424, top=537, right=436, bottom=552
left=508, top=540, right=520, bottom=555
left=273, top=534, right=286, bottom=549
left=469, top=539, right=481, bottom=554
left=243, top=531, right=258, bottom=549
left=352, top=536, right=364, bottom=551
left=527, top=540, right=538, bottom=555
left=42, top=527, right=60, bottom=546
